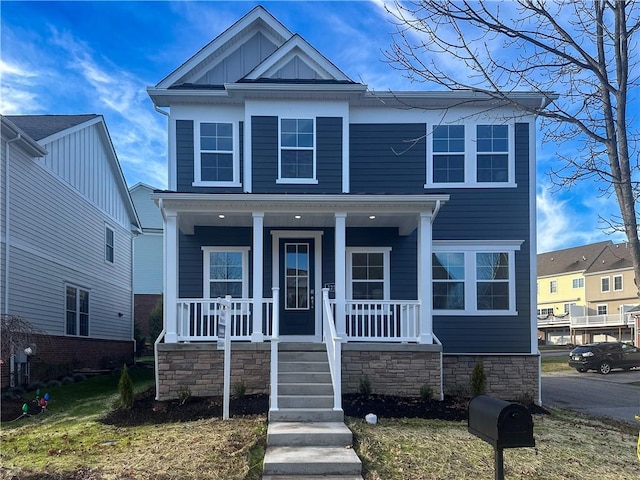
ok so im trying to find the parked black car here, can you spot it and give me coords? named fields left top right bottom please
left=568, top=342, right=640, bottom=374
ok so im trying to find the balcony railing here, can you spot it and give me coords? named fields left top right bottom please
left=570, top=314, right=633, bottom=328
left=339, top=300, right=421, bottom=342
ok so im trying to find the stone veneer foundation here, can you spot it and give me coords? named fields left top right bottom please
left=156, top=342, right=539, bottom=402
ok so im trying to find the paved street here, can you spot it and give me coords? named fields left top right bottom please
left=542, top=368, right=640, bottom=427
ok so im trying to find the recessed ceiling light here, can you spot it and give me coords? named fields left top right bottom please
left=369, top=215, right=376, bottom=220
left=218, top=214, right=225, bottom=219
left=294, top=215, right=302, bottom=219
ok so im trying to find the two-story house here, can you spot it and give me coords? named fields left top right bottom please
left=148, top=6, right=552, bottom=408
left=1, top=115, right=139, bottom=387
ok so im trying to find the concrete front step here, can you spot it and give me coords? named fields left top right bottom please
left=279, top=382, right=333, bottom=396
left=263, top=475, right=364, bottom=480
left=267, top=422, right=353, bottom=446
left=279, top=371, right=332, bottom=384
left=262, top=446, right=362, bottom=476
left=279, top=361, right=330, bottom=373
left=279, top=350, right=328, bottom=362
left=278, top=394, right=334, bottom=409
left=269, top=408, right=344, bottom=423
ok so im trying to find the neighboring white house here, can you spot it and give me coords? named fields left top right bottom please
left=1, top=114, right=140, bottom=387
left=129, top=182, right=163, bottom=341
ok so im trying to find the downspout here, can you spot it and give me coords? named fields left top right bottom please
left=154, top=198, right=166, bottom=400
left=4, top=133, right=22, bottom=315
left=431, top=199, right=442, bottom=222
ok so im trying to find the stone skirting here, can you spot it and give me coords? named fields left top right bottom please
left=342, top=343, right=442, bottom=397
left=156, top=342, right=270, bottom=400
left=443, top=354, right=539, bottom=401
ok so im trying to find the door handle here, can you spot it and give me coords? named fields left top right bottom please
left=310, top=289, right=315, bottom=308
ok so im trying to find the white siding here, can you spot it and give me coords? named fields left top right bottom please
left=0, top=134, right=7, bottom=313
left=5, top=129, right=134, bottom=341
left=133, top=233, right=163, bottom=294
left=39, top=123, right=132, bottom=230
left=130, top=185, right=163, bottom=230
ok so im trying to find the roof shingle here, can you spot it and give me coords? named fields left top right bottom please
left=5, top=114, right=99, bottom=141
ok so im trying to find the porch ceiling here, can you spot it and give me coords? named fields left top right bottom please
left=153, top=193, right=449, bottom=236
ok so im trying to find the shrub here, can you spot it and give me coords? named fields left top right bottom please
left=420, top=384, right=434, bottom=401
left=118, top=364, right=134, bottom=409
left=149, top=297, right=163, bottom=343
left=177, top=386, right=191, bottom=405
left=61, top=376, right=74, bottom=385
left=470, top=361, right=487, bottom=397
left=232, top=381, right=247, bottom=399
left=515, top=391, right=535, bottom=406
left=72, top=373, right=87, bottom=383
left=358, top=375, right=372, bottom=396
left=26, top=381, right=46, bottom=392
left=46, top=379, right=62, bottom=388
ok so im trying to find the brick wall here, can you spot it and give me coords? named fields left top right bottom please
left=342, top=343, right=442, bottom=397
left=443, top=354, right=539, bottom=401
left=156, top=343, right=270, bottom=400
left=134, top=293, right=161, bottom=339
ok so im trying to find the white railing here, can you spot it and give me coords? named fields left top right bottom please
left=221, top=296, right=231, bottom=420
left=537, top=315, right=571, bottom=327
left=322, top=288, right=342, bottom=411
left=570, top=314, right=632, bottom=328
left=341, top=300, right=421, bottom=342
left=432, top=333, right=445, bottom=401
left=269, top=288, right=280, bottom=413
left=176, top=298, right=274, bottom=341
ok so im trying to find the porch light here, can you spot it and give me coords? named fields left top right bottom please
left=218, top=214, right=225, bottom=219
left=369, top=215, right=376, bottom=220
left=294, top=215, right=301, bottom=219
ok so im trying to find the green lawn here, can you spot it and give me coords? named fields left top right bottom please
left=541, top=354, right=573, bottom=373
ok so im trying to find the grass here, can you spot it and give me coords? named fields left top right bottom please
left=541, top=355, right=573, bottom=373
left=348, top=410, right=640, bottom=480
left=0, top=366, right=267, bottom=480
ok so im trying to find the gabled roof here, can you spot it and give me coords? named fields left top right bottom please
left=5, top=114, right=100, bottom=141
left=537, top=241, right=612, bottom=277
left=1, top=116, right=48, bottom=157
left=585, top=242, right=636, bottom=274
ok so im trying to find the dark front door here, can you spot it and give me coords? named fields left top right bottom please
left=279, top=238, right=315, bottom=335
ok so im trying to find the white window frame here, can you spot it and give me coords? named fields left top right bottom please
left=613, top=274, right=623, bottom=291
left=105, top=226, right=114, bottom=264
left=564, top=303, right=576, bottom=314
left=277, top=117, right=318, bottom=185
left=537, top=307, right=554, bottom=316
left=425, top=121, right=515, bottom=188
left=597, top=304, right=608, bottom=315
left=65, top=284, right=90, bottom=337
left=549, top=280, right=557, bottom=294
left=193, top=121, right=241, bottom=187
left=346, top=247, right=391, bottom=300
left=202, top=247, right=250, bottom=298
left=572, top=277, right=584, bottom=288
left=432, top=240, right=521, bottom=316
left=601, top=276, right=610, bottom=293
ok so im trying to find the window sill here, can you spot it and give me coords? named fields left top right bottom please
left=276, top=178, right=319, bottom=185
left=433, top=310, right=518, bottom=316
left=424, top=182, right=517, bottom=189
left=192, top=181, right=242, bottom=188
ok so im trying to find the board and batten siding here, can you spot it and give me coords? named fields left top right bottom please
left=6, top=133, right=133, bottom=340
left=39, top=122, right=132, bottom=230
left=251, top=116, right=343, bottom=194
left=431, top=123, right=532, bottom=353
left=349, top=123, right=427, bottom=194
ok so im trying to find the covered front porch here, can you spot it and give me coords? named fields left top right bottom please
left=153, top=193, right=449, bottom=405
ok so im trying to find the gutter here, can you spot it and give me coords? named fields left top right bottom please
left=4, top=133, right=22, bottom=314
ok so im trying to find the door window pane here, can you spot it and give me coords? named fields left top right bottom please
left=285, top=243, right=309, bottom=309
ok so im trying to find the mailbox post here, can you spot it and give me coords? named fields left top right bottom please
left=468, top=395, right=535, bottom=480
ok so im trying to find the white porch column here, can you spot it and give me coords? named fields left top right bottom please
left=251, top=212, right=264, bottom=342
left=335, top=212, right=347, bottom=338
left=418, top=212, right=433, bottom=344
left=164, top=211, right=179, bottom=343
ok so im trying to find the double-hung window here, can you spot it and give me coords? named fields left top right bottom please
left=432, top=125, right=465, bottom=183
left=597, top=304, right=608, bottom=315
left=195, top=122, right=238, bottom=186
left=346, top=248, right=391, bottom=300
left=105, top=226, right=114, bottom=264
left=550, top=280, right=557, bottom=294
left=432, top=241, right=521, bottom=315
left=66, top=285, right=89, bottom=336
left=477, top=125, right=509, bottom=182
left=613, top=274, right=623, bottom=291
left=601, top=276, right=610, bottom=292
left=572, top=277, right=584, bottom=288
left=202, top=247, right=250, bottom=298
left=279, top=118, right=316, bottom=183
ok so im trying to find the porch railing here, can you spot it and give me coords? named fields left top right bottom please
left=322, top=288, right=342, bottom=411
left=176, top=298, right=274, bottom=342
left=341, top=300, right=421, bottom=342
left=570, top=313, right=633, bottom=328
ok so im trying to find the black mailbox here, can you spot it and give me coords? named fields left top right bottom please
left=468, top=395, right=535, bottom=449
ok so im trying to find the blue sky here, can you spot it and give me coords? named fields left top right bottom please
left=0, top=0, right=629, bottom=253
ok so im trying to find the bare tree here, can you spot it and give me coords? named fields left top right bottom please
left=0, top=314, right=49, bottom=384
left=383, top=0, right=640, bottom=295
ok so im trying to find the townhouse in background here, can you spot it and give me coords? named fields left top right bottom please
left=537, top=241, right=640, bottom=346
left=147, top=6, right=553, bottom=406
left=1, top=115, right=139, bottom=387
left=129, top=182, right=163, bottom=344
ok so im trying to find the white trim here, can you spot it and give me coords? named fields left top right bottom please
left=38, top=116, right=103, bottom=145
left=342, top=115, right=349, bottom=193
left=596, top=304, right=608, bottom=315
left=345, top=247, right=391, bottom=300
left=201, top=246, right=251, bottom=298
left=278, top=117, right=316, bottom=183
left=168, top=118, right=177, bottom=190
left=104, top=224, right=115, bottom=264
left=613, top=274, right=623, bottom=291
left=432, top=241, right=522, bottom=316
left=252, top=213, right=264, bottom=341
left=271, top=230, right=323, bottom=341
left=600, top=275, right=611, bottom=292
left=64, top=283, right=91, bottom=337
left=193, top=121, right=240, bottom=186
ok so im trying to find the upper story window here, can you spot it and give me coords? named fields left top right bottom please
left=432, top=241, right=520, bottom=315
left=572, top=277, right=584, bottom=288
left=194, top=122, right=240, bottom=187
left=105, top=226, right=114, bottom=264
left=613, top=274, right=623, bottom=291
left=476, top=125, right=508, bottom=182
left=346, top=248, right=391, bottom=300
left=601, top=276, right=610, bottom=292
left=597, top=304, right=608, bottom=315
left=550, top=280, right=557, bottom=294
left=427, top=123, right=514, bottom=188
left=278, top=118, right=317, bottom=184
left=202, top=247, right=250, bottom=298
left=432, top=125, right=465, bottom=183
